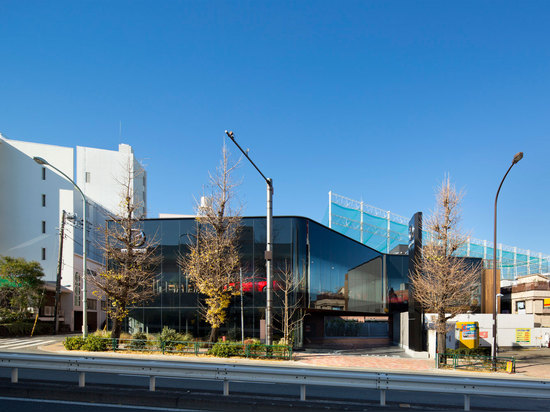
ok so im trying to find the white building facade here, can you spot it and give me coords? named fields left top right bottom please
left=0, top=134, right=147, bottom=332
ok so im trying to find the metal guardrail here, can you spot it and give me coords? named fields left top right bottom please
left=1, top=353, right=549, bottom=411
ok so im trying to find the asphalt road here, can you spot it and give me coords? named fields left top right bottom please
left=0, top=397, right=209, bottom=412
left=0, top=366, right=549, bottom=411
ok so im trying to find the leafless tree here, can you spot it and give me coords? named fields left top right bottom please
left=89, top=163, right=159, bottom=339
left=410, top=176, right=480, bottom=355
left=273, top=261, right=306, bottom=346
left=180, top=146, right=241, bottom=342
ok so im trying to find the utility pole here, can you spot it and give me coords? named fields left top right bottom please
left=54, top=210, right=66, bottom=334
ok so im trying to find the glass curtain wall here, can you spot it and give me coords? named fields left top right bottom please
left=122, top=216, right=396, bottom=341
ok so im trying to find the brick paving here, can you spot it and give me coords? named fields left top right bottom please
left=295, top=353, right=434, bottom=372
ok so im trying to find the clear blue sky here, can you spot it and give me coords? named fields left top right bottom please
left=1, top=1, right=549, bottom=254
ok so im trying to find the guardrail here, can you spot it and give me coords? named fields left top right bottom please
left=1, top=353, right=549, bottom=411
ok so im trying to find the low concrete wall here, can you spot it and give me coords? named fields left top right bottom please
left=424, top=313, right=550, bottom=351
left=305, top=337, right=390, bottom=349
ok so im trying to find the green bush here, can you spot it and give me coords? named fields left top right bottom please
left=159, top=326, right=185, bottom=348
left=180, top=332, right=193, bottom=341
left=81, top=335, right=108, bottom=351
left=447, top=347, right=491, bottom=356
left=129, top=331, right=148, bottom=349
left=64, top=336, right=85, bottom=350
left=0, top=321, right=53, bottom=337
left=64, top=335, right=108, bottom=351
left=208, top=342, right=243, bottom=358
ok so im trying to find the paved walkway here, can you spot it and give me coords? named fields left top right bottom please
left=31, top=338, right=550, bottom=380
left=294, top=352, right=434, bottom=372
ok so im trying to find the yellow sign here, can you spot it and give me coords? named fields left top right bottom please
left=456, top=322, right=479, bottom=349
left=516, top=328, right=531, bottom=343
left=544, top=298, right=550, bottom=309
left=506, top=361, right=514, bottom=374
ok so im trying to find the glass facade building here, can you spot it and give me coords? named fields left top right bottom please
left=124, top=216, right=413, bottom=347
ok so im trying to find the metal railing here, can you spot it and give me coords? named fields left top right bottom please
left=437, top=353, right=516, bottom=373
left=1, top=353, right=549, bottom=411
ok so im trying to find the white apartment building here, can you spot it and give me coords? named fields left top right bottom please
left=0, top=134, right=147, bottom=332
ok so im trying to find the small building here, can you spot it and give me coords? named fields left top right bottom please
left=511, top=274, right=550, bottom=327
left=0, top=134, right=146, bottom=332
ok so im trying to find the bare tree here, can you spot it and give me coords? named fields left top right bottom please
left=410, top=177, right=480, bottom=356
left=180, top=146, right=241, bottom=342
left=89, top=164, right=158, bottom=339
left=273, top=261, right=306, bottom=346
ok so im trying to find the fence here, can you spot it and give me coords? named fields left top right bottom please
left=437, top=353, right=516, bottom=373
left=2, top=353, right=549, bottom=411
left=327, top=192, right=550, bottom=279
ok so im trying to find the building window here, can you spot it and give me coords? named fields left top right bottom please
left=42, top=221, right=46, bottom=234
left=74, top=272, right=81, bottom=306
left=42, top=167, right=46, bottom=180
left=42, top=194, right=46, bottom=207
left=87, top=298, right=97, bottom=310
left=41, top=248, right=46, bottom=261
left=101, top=300, right=107, bottom=311
left=85, top=172, right=91, bottom=183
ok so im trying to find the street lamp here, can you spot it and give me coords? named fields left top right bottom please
left=493, top=151, right=523, bottom=360
left=33, top=156, right=89, bottom=338
left=225, top=130, right=274, bottom=345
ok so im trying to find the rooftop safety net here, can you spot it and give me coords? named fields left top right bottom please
left=325, top=192, right=549, bottom=280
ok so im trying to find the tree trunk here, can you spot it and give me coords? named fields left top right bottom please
left=437, top=312, right=447, bottom=365
left=112, top=318, right=122, bottom=339
left=209, top=327, right=219, bottom=343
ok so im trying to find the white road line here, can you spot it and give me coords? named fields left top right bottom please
left=0, top=339, right=36, bottom=347
left=0, top=339, right=25, bottom=345
left=0, top=396, right=206, bottom=411
left=0, top=339, right=54, bottom=349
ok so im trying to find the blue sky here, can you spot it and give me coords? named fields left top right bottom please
left=1, top=1, right=549, bottom=254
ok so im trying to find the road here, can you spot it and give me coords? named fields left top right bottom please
left=0, top=397, right=208, bottom=412
left=1, top=361, right=549, bottom=411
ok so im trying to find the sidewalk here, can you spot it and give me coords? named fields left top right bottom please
left=37, top=340, right=550, bottom=380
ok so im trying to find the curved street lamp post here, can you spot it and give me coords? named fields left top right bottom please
left=225, top=131, right=274, bottom=345
left=493, top=151, right=523, bottom=361
left=33, top=156, right=88, bottom=338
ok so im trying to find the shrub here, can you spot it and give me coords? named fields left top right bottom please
left=0, top=321, right=53, bottom=337
left=447, top=347, right=491, bottom=356
left=64, top=336, right=85, bottom=350
left=159, top=327, right=184, bottom=348
left=81, top=335, right=108, bottom=351
left=208, top=342, right=243, bottom=358
left=93, top=329, right=109, bottom=337
left=180, top=332, right=193, bottom=341
left=129, top=331, right=148, bottom=349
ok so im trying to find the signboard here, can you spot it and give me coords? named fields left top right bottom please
left=456, top=322, right=479, bottom=349
left=516, top=328, right=531, bottom=343
left=479, top=331, right=488, bottom=339
left=544, top=298, right=550, bottom=309
left=461, top=323, right=476, bottom=339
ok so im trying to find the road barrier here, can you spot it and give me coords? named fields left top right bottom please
left=1, top=353, right=549, bottom=411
